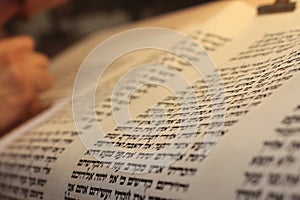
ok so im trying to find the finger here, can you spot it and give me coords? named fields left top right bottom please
left=11, top=50, right=50, bottom=69
left=9, top=62, right=37, bottom=105
left=0, top=36, right=35, bottom=54
left=28, top=66, right=54, bottom=92
left=0, top=60, right=37, bottom=131
left=7, top=51, right=53, bottom=92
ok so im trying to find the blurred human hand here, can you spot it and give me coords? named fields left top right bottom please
left=0, top=0, right=66, bottom=26
left=0, top=36, right=53, bottom=132
left=20, top=0, right=66, bottom=18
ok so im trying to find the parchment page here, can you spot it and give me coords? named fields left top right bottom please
left=0, top=1, right=299, bottom=200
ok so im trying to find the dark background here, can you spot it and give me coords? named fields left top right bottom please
left=5, top=0, right=214, bottom=56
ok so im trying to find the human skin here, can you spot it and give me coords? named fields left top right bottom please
left=0, top=0, right=65, bottom=133
left=0, top=36, right=53, bottom=132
